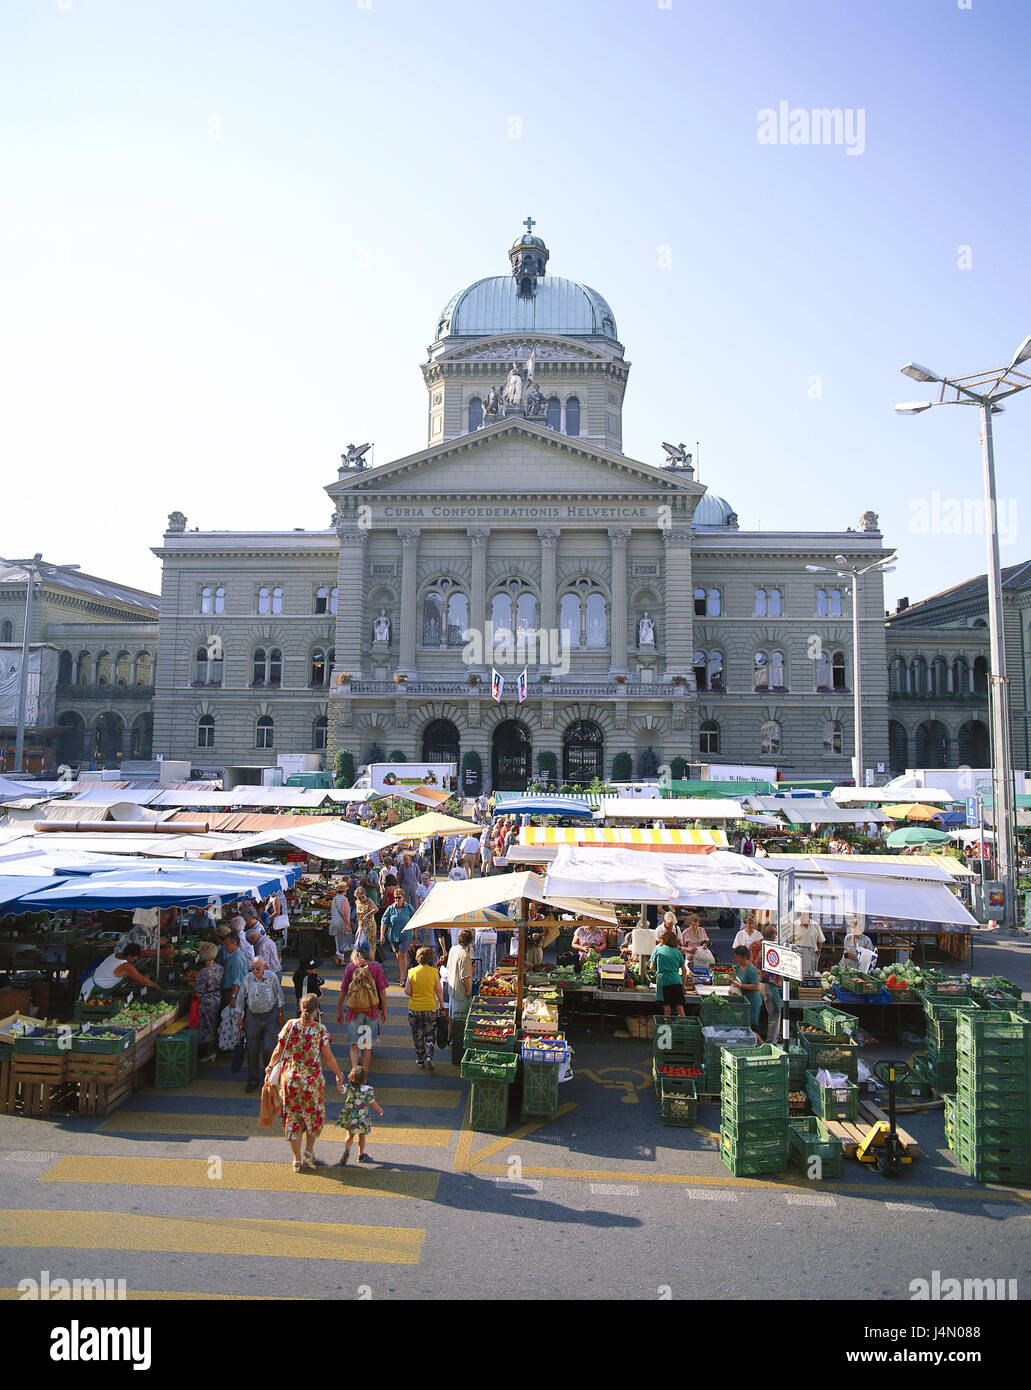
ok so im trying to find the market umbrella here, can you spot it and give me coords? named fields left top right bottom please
left=384, top=813, right=480, bottom=840
left=883, top=803, right=940, bottom=822
left=13, top=864, right=289, bottom=910
left=885, top=826, right=951, bottom=848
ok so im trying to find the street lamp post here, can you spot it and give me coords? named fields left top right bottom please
left=895, top=337, right=1031, bottom=928
left=806, top=555, right=896, bottom=787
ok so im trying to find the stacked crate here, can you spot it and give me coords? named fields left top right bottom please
left=923, top=996, right=981, bottom=1096
left=67, top=1026, right=135, bottom=1116
left=787, top=1115, right=843, bottom=1179
left=950, top=1010, right=1031, bottom=1186
left=701, top=1025, right=755, bottom=1092
left=719, top=1044, right=790, bottom=1175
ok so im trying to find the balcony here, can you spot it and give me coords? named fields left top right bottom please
left=57, top=683, right=155, bottom=701
left=889, top=690, right=988, bottom=704
left=340, top=679, right=683, bottom=698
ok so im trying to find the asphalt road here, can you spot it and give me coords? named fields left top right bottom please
left=2, top=927, right=1030, bottom=1303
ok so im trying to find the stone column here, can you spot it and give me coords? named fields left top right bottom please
left=467, top=527, right=490, bottom=671
left=662, top=527, right=694, bottom=680
left=608, top=527, right=630, bottom=675
left=333, top=520, right=368, bottom=676
left=537, top=526, right=559, bottom=643
left=397, top=527, right=421, bottom=674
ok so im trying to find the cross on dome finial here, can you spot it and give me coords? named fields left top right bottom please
left=523, top=215, right=535, bottom=234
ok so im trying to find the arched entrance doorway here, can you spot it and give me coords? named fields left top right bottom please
left=130, top=713, right=153, bottom=760
left=562, top=719, right=603, bottom=784
left=915, top=720, right=949, bottom=769
left=958, top=720, right=989, bottom=765
left=94, top=712, right=124, bottom=767
left=57, top=712, right=85, bottom=766
left=491, top=720, right=531, bottom=791
left=422, top=719, right=460, bottom=765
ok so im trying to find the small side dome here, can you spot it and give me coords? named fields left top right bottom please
left=693, top=493, right=738, bottom=528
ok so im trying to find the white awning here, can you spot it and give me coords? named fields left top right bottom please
left=404, top=870, right=618, bottom=930
left=831, top=786, right=956, bottom=804
left=814, top=873, right=976, bottom=928
left=595, top=797, right=746, bottom=820
left=542, top=846, right=781, bottom=908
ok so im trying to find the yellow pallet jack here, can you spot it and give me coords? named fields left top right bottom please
left=856, top=1061, right=914, bottom=1178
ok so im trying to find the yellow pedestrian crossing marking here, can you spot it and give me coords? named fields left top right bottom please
left=144, top=1081, right=461, bottom=1107
left=0, top=1211, right=426, bottom=1264
left=41, top=1155, right=441, bottom=1200
left=97, top=1111, right=454, bottom=1145
left=453, top=1101, right=578, bottom=1170
left=352, top=1058, right=460, bottom=1076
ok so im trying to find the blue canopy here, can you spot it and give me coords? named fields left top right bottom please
left=0, top=875, right=75, bottom=913
left=13, top=861, right=295, bottom=911
left=931, top=811, right=967, bottom=827
left=493, top=797, right=594, bottom=818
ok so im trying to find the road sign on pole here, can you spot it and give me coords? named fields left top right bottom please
left=762, top=940, right=803, bottom=981
left=966, top=796, right=979, bottom=829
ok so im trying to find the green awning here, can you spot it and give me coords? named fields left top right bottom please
left=661, top=779, right=777, bottom=798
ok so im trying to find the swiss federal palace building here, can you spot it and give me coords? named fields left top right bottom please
left=6, top=224, right=1028, bottom=787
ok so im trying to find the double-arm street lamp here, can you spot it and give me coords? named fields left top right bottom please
left=806, top=555, right=896, bottom=787
left=894, top=335, right=1031, bottom=927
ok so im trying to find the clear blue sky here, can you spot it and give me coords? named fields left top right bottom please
left=1, top=0, right=1028, bottom=610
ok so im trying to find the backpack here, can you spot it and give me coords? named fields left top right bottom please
left=346, top=962, right=380, bottom=1013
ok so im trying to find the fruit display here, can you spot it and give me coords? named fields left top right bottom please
left=108, top=1003, right=176, bottom=1031
left=478, top=973, right=516, bottom=998
left=79, top=996, right=119, bottom=1010
left=655, top=1064, right=702, bottom=1079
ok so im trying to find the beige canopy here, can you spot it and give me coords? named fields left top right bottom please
left=405, top=869, right=618, bottom=931
left=384, top=812, right=481, bottom=840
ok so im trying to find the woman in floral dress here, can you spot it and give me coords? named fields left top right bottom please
left=353, top=885, right=379, bottom=955
left=193, top=942, right=223, bottom=1063
left=264, top=993, right=346, bottom=1171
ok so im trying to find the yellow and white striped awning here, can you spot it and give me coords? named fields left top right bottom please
left=519, top=826, right=728, bottom=851
left=767, top=852, right=974, bottom=879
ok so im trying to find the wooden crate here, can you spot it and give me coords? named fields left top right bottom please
left=77, top=1075, right=132, bottom=1117
left=67, top=1049, right=134, bottom=1085
left=8, top=1055, right=76, bottom=1117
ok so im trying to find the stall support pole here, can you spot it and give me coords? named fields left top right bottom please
left=516, top=897, right=527, bottom=1018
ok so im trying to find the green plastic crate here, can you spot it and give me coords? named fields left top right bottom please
left=470, top=1077, right=510, bottom=1133
left=722, top=1092, right=791, bottom=1125
left=71, top=1026, right=135, bottom=1056
left=460, top=1048, right=519, bottom=1082
left=787, top=1116, right=843, bottom=1179
left=956, top=1062, right=1030, bottom=1094
left=801, top=1034, right=858, bottom=1080
left=922, top=995, right=978, bottom=1020
left=154, top=1036, right=195, bottom=1088
left=13, top=1026, right=76, bottom=1056
left=520, top=1059, right=560, bottom=1119
left=699, top=996, right=750, bottom=1027
left=463, top=1019, right=518, bottom=1052
left=805, top=1073, right=858, bottom=1122
left=957, top=1011, right=1031, bottom=1045
left=801, top=1006, right=858, bottom=1036
left=719, top=1134, right=788, bottom=1175
left=652, top=1016, right=701, bottom=1049
left=720, top=1110, right=790, bottom=1141
left=658, top=1076, right=698, bottom=1126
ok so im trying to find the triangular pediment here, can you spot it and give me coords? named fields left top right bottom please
left=327, top=418, right=704, bottom=503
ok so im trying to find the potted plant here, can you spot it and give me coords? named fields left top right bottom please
left=613, top=674, right=627, bottom=685
left=540, top=672, right=553, bottom=683
left=335, top=672, right=352, bottom=686
left=393, top=672, right=407, bottom=685
left=671, top=675, right=688, bottom=687
left=467, top=673, right=481, bottom=686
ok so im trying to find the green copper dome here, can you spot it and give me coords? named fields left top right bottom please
left=436, top=276, right=618, bottom=342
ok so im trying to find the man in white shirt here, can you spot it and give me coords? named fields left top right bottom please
left=230, top=916, right=255, bottom=966
left=448, top=861, right=469, bottom=882
left=460, top=833, right=481, bottom=877
left=732, top=913, right=763, bottom=958
left=247, top=927, right=282, bottom=979
left=788, top=912, right=826, bottom=976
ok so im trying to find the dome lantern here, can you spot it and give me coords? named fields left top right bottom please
left=509, top=216, right=549, bottom=297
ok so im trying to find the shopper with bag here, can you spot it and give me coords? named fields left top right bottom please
left=193, top=942, right=223, bottom=1063
left=404, top=945, right=444, bottom=1072
left=338, top=943, right=389, bottom=1075
left=238, top=956, right=286, bottom=1092
left=264, top=993, right=346, bottom=1172
left=381, top=888, right=416, bottom=989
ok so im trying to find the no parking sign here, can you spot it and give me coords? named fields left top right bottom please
left=761, top=940, right=803, bottom=981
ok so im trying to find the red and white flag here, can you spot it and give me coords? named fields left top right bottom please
left=491, top=667, right=504, bottom=701
left=516, top=667, right=528, bottom=703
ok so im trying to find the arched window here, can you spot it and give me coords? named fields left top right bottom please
left=95, top=651, right=111, bottom=686
left=911, top=657, right=928, bottom=694
left=823, top=720, right=842, bottom=754
left=973, top=656, right=988, bottom=695
left=268, top=648, right=282, bottom=685
left=133, top=651, right=152, bottom=685
left=0, top=620, right=12, bottom=642
left=816, top=588, right=828, bottom=618
left=562, top=719, right=603, bottom=783
left=755, top=588, right=768, bottom=617
left=693, top=651, right=707, bottom=691
left=271, top=586, right=283, bottom=615
left=889, top=721, right=908, bottom=775
left=76, top=652, right=90, bottom=684
left=468, top=397, right=483, bottom=432
left=314, top=587, right=330, bottom=615
left=694, top=587, right=707, bottom=616
left=915, top=720, right=948, bottom=769
left=829, top=588, right=843, bottom=617
left=201, top=585, right=225, bottom=615
left=423, top=592, right=444, bottom=646
left=707, top=589, right=722, bottom=617
left=330, top=587, right=338, bottom=615
left=422, top=718, right=460, bottom=764
left=889, top=656, right=906, bottom=695
left=832, top=651, right=847, bottom=691
left=560, top=593, right=581, bottom=649
left=310, top=648, right=327, bottom=686
left=585, top=593, right=606, bottom=648
left=516, top=593, right=537, bottom=637
left=565, top=396, right=580, bottom=437
left=768, top=587, right=782, bottom=617
left=256, top=715, right=274, bottom=749
left=760, top=719, right=782, bottom=756
left=197, top=714, right=215, bottom=748
left=197, top=648, right=213, bottom=684
left=707, top=650, right=724, bottom=691
left=252, top=648, right=266, bottom=685
left=491, top=593, right=513, bottom=643
left=446, top=593, right=468, bottom=646
left=312, top=715, right=328, bottom=751
left=114, top=651, right=131, bottom=685
left=753, top=652, right=769, bottom=691
left=58, top=651, right=73, bottom=685
left=769, top=651, right=785, bottom=689
left=251, top=648, right=281, bottom=686
left=700, top=719, right=719, bottom=755
left=958, top=720, right=989, bottom=764
left=546, top=397, right=561, bottom=430
left=258, top=587, right=271, bottom=615
left=953, top=656, right=970, bottom=693
left=931, top=657, right=948, bottom=695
